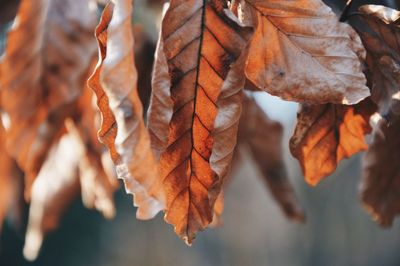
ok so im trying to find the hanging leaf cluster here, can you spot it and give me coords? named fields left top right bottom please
left=0, top=0, right=399, bottom=260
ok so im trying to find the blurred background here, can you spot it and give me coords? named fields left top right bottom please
left=1, top=0, right=400, bottom=266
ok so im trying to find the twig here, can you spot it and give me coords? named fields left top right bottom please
left=339, top=0, right=355, bottom=22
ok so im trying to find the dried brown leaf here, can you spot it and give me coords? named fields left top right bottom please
left=148, top=27, right=173, bottom=160
left=238, top=95, right=304, bottom=222
left=23, top=133, right=80, bottom=261
left=361, top=104, right=400, bottom=227
left=0, top=0, right=97, bottom=199
left=290, top=99, right=376, bottom=186
left=353, top=5, right=400, bottom=113
left=67, top=88, right=119, bottom=218
left=354, top=5, right=400, bottom=226
left=88, top=1, right=165, bottom=220
left=243, top=0, right=369, bottom=104
left=157, top=0, right=252, bottom=244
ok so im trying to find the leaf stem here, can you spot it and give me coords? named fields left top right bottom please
left=339, top=0, right=354, bottom=22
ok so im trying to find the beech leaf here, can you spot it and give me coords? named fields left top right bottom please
left=88, top=1, right=165, bottom=220
left=361, top=103, right=400, bottom=227
left=157, top=0, right=252, bottom=244
left=290, top=99, right=375, bottom=186
left=243, top=0, right=369, bottom=104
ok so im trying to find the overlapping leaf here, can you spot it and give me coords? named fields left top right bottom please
left=156, top=0, right=252, bottom=243
left=290, top=99, right=375, bottom=185
left=243, top=0, right=369, bottom=104
left=88, top=1, right=165, bottom=220
left=67, top=90, right=119, bottom=219
left=148, top=29, right=173, bottom=160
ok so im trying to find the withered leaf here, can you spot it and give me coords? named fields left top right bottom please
left=354, top=5, right=400, bottom=226
left=238, top=95, right=304, bottom=222
left=23, top=133, right=80, bottom=261
left=71, top=63, right=118, bottom=219
left=290, top=99, right=375, bottom=186
left=352, top=5, right=400, bottom=113
left=160, top=0, right=251, bottom=244
left=158, top=0, right=252, bottom=244
left=0, top=0, right=97, bottom=199
left=67, top=85, right=119, bottom=219
left=88, top=1, right=165, bottom=220
left=243, top=0, right=369, bottom=104
left=361, top=103, right=400, bottom=227
left=148, top=26, right=173, bottom=160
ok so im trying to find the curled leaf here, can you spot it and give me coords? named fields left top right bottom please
left=88, top=1, right=165, bottom=220
left=148, top=25, right=173, bottom=160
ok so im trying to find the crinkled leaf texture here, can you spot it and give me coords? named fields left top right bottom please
left=88, top=1, right=165, bottom=220
left=290, top=99, right=375, bottom=185
left=154, top=0, right=252, bottom=244
left=243, top=0, right=369, bottom=104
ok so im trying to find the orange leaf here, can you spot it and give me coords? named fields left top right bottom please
left=156, top=0, right=252, bottom=244
left=290, top=99, right=376, bottom=185
left=88, top=1, right=165, bottom=220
